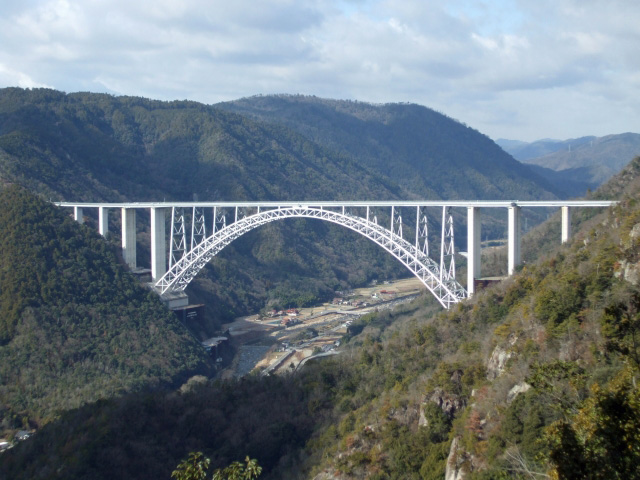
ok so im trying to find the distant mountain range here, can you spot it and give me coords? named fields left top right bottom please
left=497, top=133, right=640, bottom=196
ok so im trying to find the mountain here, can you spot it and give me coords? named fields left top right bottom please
left=498, top=133, right=640, bottom=192
left=0, top=186, right=213, bottom=432
left=525, top=164, right=599, bottom=198
left=496, top=136, right=595, bottom=162
left=0, top=88, right=558, bottom=328
left=217, top=95, right=558, bottom=201
left=2, top=157, right=639, bottom=480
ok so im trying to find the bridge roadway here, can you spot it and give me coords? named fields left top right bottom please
left=56, top=199, right=617, bottom=308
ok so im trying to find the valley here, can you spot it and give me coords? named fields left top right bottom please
left=220, top=277, right=424, bottom=377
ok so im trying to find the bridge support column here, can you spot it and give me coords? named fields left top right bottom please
left=150, top=207, right=167, bottom=281
left=121, top=208, right=136, bottom=269
left=467, top=207, right=481, bottom=297
left=74, top=206, right=84, bottom=224
left=508, top=206, right=521, bottom=275
left=98, top=207, right=109, bottom=237
left=561, top=206, right=571, bottom=244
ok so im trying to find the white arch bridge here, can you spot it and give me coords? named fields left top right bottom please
left=57, top=200, right=616, bottom=309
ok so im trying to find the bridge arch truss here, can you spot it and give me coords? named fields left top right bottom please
left=156, top=205, right=466, bottom=309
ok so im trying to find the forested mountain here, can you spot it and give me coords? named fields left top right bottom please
left=0, top=88, right=557, bottom=329
left=217, top=95, right=557, bottom=201
left=0, top=186, right=213, bottom=434
left=2, top=156, right=638, bottom=479
left=497, top=133, right=640, bottom=194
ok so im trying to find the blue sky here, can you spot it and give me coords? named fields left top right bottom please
left=0, top=0, right=637, bottom=141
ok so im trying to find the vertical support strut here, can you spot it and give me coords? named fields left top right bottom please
left=467, top=206, right=481, bottom=297
left=390, top=206, right=394, bottom=241
left=98, top=206, right=109, bottom=237
left=508, top=205, right=521, bottom=275
left=214, top=207, right=226, bottom=236
left=561, top=206, right=571, bottom=244
left=391, top=206, right=403, bottom=240
left=170, top=207, right=187, bottom=268
left=191, top=206, right=206, bottom=250
left=121, top=208, right=136, bottom=269
left=415, top=206, right=429, bottom=260
left=442, top=208, right=455, bottom=282
left=74, top=206, right=84, bottom=224
left=150, top=207, right=167, bottom=281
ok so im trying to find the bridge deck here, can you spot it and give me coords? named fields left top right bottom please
left=55, top=200, right=617, bottom=209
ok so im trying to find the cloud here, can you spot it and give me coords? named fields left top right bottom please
left=0, top=63, right=52, bottom=89
left=0, top=0, right=637, bottom=141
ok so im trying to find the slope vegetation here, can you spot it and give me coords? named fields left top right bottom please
left=0, top=186, right=213, bottom=432
left=218, top=95, right=557, bottom=201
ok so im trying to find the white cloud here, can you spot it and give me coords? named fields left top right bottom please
left=0, top=63, right=52, bottom=89
left=0, top=0, right=637, bottom=141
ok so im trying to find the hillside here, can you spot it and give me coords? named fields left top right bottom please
left=0, top=186, right=213, bottom=435
left=217, top=95, right=558, bottom=201
left=498, top=133, right=640, bottom=192
left=3, top=158, right=638, bottom=479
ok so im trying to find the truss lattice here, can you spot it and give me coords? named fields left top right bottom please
left=156, top=206, right=466, bottom=308
left=170, top=207, right=187, bottom=268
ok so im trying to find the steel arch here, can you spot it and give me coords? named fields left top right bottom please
left=155, top=206, right=467, bottom=308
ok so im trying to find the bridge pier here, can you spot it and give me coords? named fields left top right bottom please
left=99, top=207, right=109, bottom=237
left=561, top=206, right=571, bottom=244
left=467, top=207, right=481, bottom=297
left=508, top=205, right=521, bottom=275
left=74, top=206, right=84, bottom=224
left=150, top=207, right=167, bottom=281
left=121, top=208, right=136, bottom=269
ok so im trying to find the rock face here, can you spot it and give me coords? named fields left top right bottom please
left=506, top=382, right=531, bottom=404
left=421, top=388, right=467, bottom=425
left=615, top=259, right=640, bottom=285
left=445, top=437, right=467, bottom=480
left=486, top=335, right=518, bottom=380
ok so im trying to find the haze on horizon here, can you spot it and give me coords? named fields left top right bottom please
left=0, top=0, right=637, bottom=142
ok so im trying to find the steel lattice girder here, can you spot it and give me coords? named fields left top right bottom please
left=155, top=206, right=467, bottom=309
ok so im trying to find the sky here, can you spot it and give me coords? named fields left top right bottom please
left=0, top=0, right=638, bottom=141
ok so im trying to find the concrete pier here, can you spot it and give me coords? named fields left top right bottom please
left=98, top=207, right=108, bottom=237
left=74, top=206, right=84, bottom=224
left=467, top=207, right=481, bottom=297
left=508, top=206, right=521, bottom=275
left=121, top=208, right=136, bottom=269
left=150, top=207, right=167, bottom=281
left=561, top=206, right=571, bottom=244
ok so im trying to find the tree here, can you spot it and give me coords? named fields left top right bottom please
left=172, top=452, right=210, bottom=480
left=212, top=457, right=262, bottom=480
left=172, top=453, right=262, bottom=480
left=544, top=366, right=640, bottom=479
left=601, top=291, right=640, bottom=370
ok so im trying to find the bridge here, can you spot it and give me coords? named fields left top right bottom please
left=56, top=200, right=616, bottom=309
